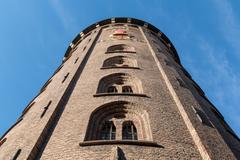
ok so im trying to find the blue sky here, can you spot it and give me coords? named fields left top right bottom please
left=0, top=0, right=240, bottom=137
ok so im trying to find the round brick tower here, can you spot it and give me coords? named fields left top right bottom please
left=0, top=17, right=239, bottom=160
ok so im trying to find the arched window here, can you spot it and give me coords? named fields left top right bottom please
left=122, top=86, right=133, bottom=93
left=106, top=44, right=135, bottom=53
left=84, top=101, right=152, bottom=141
left=99, top=121, right=116, bottom=140
left=102, top=56, right=138, bottom=69
left=117, top=59, right=124, bottom=65
left=122, top=121, right=138, bottom=140
left=107, top=86, right=118, bottom=93
left=96, top=73, right=143, bottom=94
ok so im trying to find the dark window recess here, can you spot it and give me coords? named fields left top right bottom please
left=193, top=107, right=213, bottom=127
left=107, top=86, right=118, bottom=93
left=177, top=78, right=187, bottom=88
left=100, top=121, right=116, bottom=140
left=40, top=101, right=52, bottom=118
left=74, top=57, right=79, bottom=64
left=88, top=39, right=91, bottom=42
left=62, top=73, right=70, bottom=83
left=40, top=79, right=52, bottom=93
left=164, top=59, right=172, bottom=66
left=13, top=149, right=21, bottom=160
left=0, top=138, right=7, bottom=147
left=54, top=64, right=64, bottom=74
left=83, top=46, right=87, bottom=51
left=106, top=44, right=135, bottom=53
left=122, top=121, right=138, bottom=140
left=113, top=147, right=127, bottom=160
left=122, top=86, right=133, bottom=93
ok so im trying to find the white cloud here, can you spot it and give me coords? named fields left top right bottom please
left=211, top=0, right=240, bottom=58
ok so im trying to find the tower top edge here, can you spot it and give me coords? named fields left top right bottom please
left=64, top=17, right=180, bottom=64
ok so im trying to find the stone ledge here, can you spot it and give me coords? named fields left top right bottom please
left=105, top=51, right=136, bottom=54
left=79, top=140, right=163, bottom=148
left=93, top=93, right=149, bottom=97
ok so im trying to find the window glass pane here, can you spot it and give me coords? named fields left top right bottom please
left=100, top=121, right=116, bottom=140
left=122, top=121, right=137, bottom=140
left=122, top=86, right=133, bottom=93
left=107, top=86, right=117, bottom=93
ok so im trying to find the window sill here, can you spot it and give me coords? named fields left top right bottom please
left=93, top=93, right=148, bottom=97
left=101, top=66, right=140, bottom=70
left=79, top=140, right=163, bottom=148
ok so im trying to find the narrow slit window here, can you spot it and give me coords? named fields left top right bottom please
left=74, top=57, right=79, bottom=64
left=62, top=73, right=70, bottom=83
left=122, top=121, right=138, bottom=140
left=13, top=149, right=21, bottom=160
left=99, top=121, right=116, bottom=140
left=40, top=101, right=52, bottom=118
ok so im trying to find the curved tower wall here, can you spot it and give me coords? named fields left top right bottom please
left=0, top=18, right=239, bottom=160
